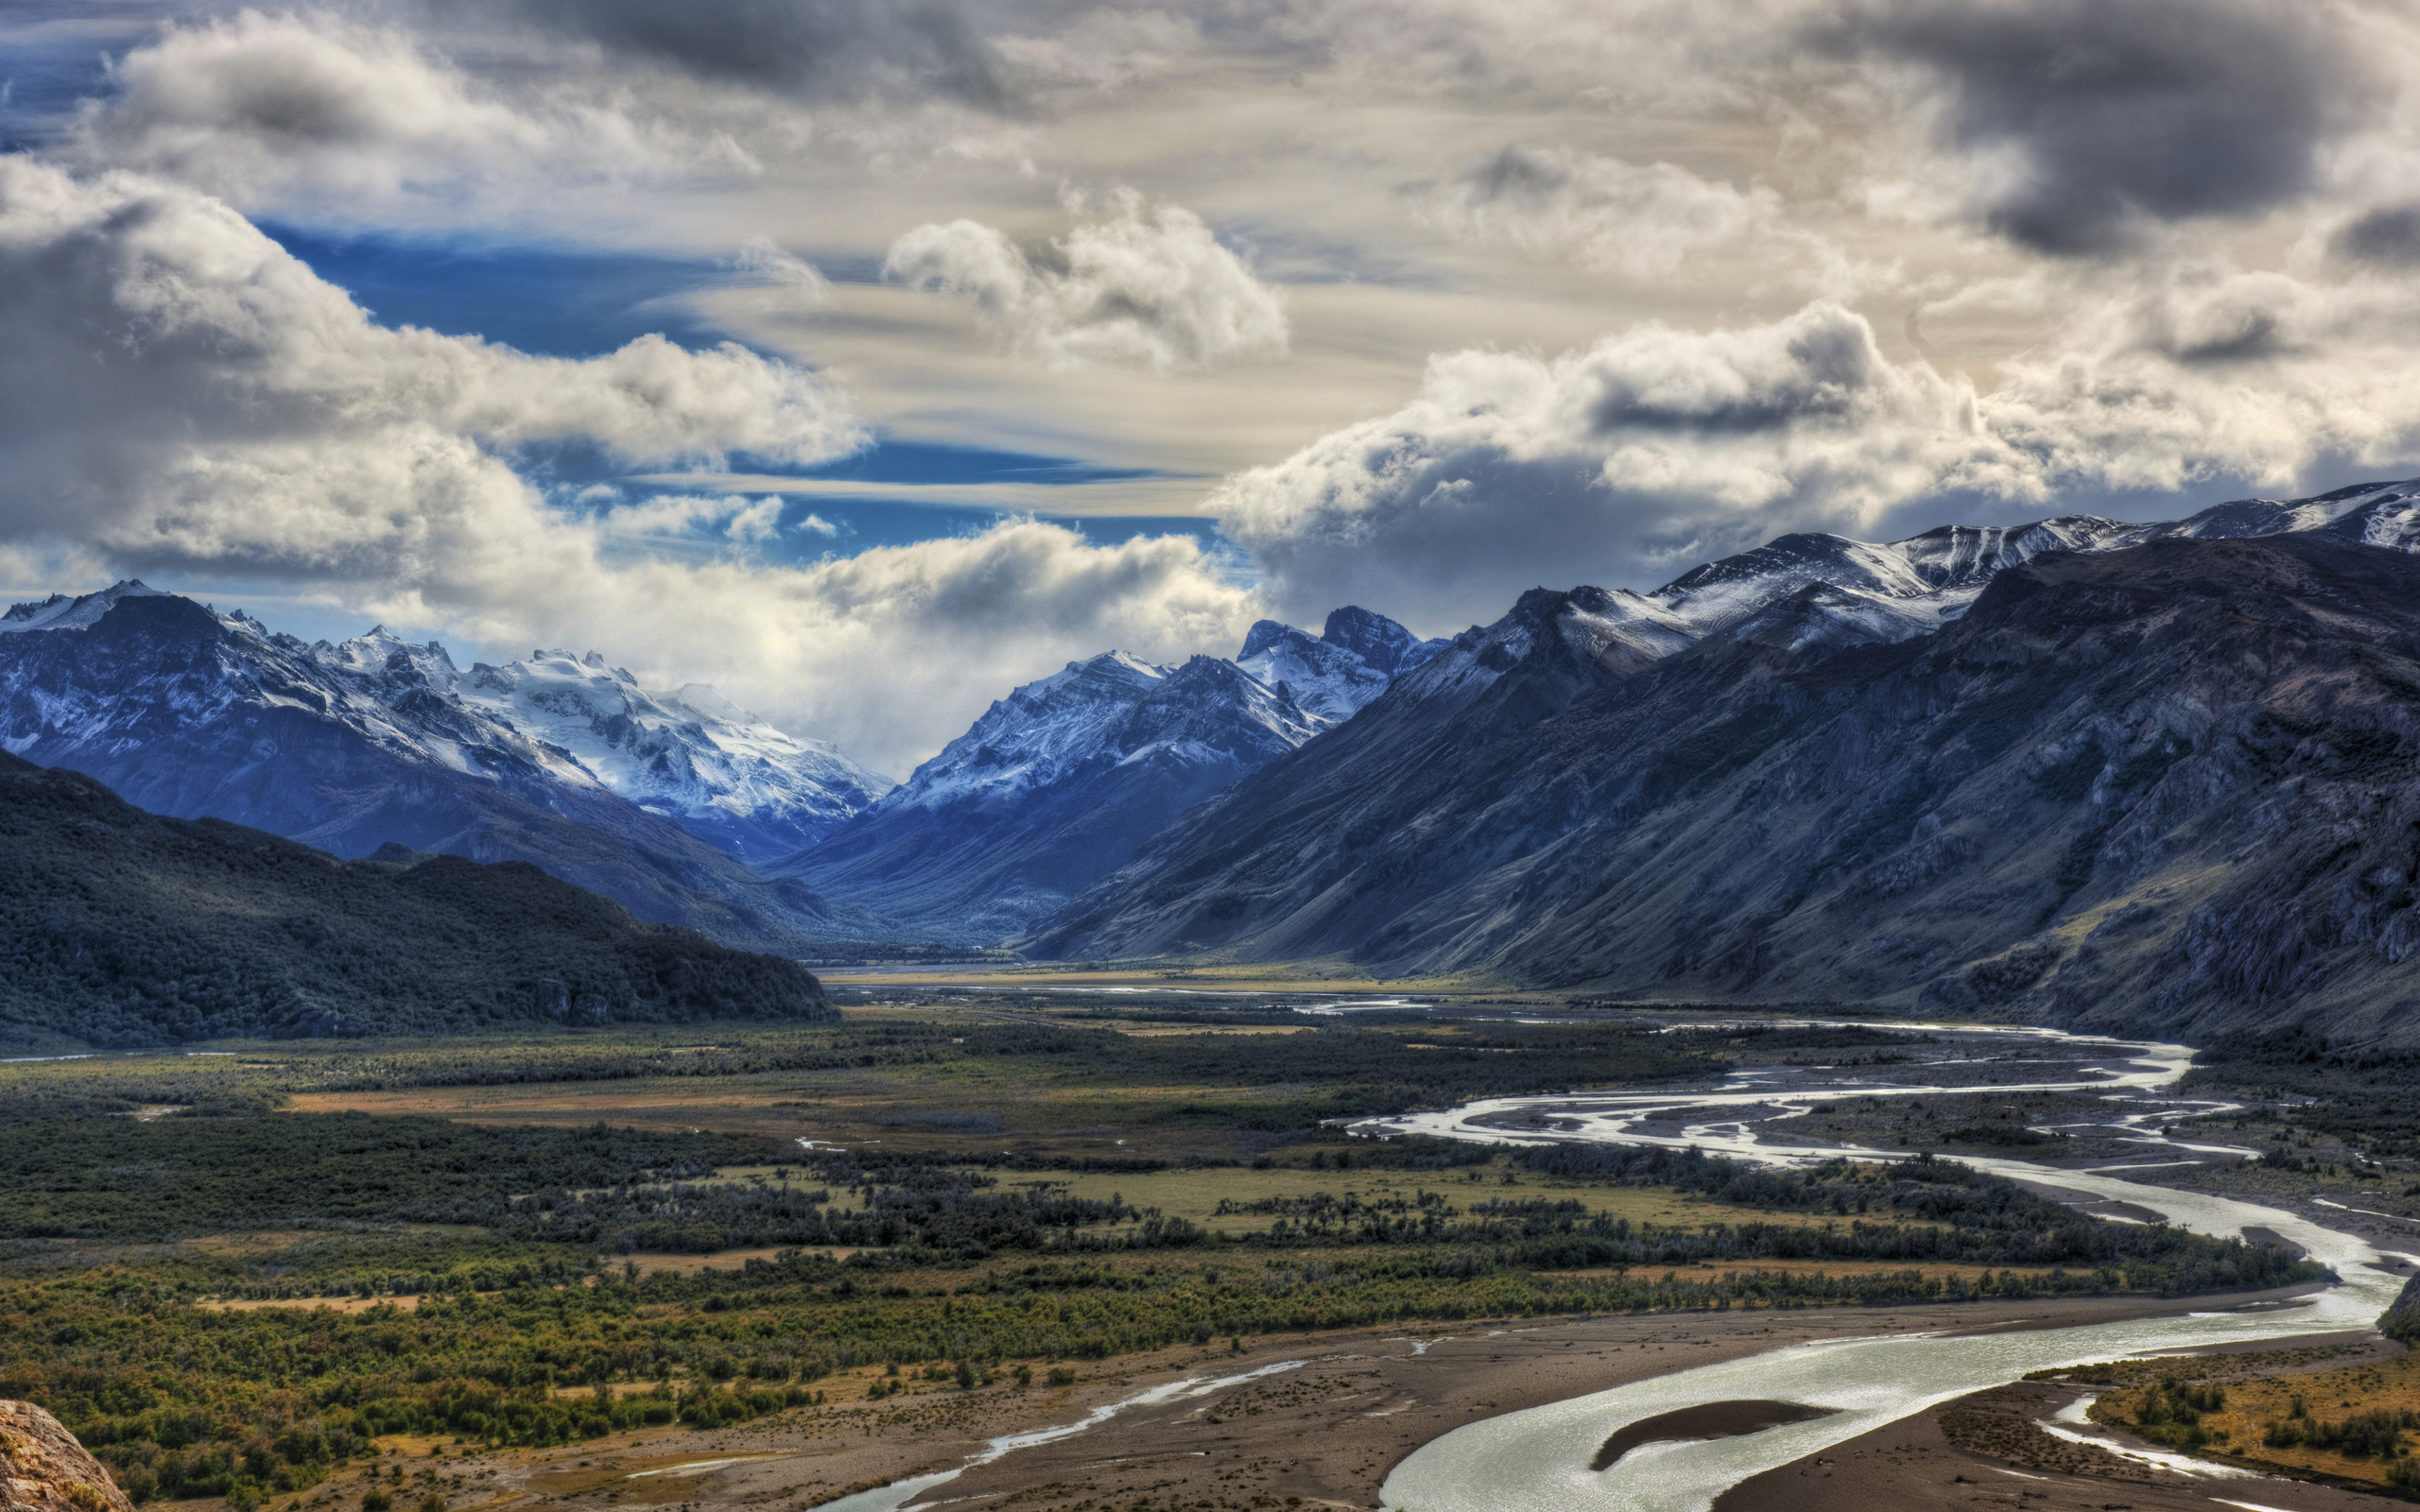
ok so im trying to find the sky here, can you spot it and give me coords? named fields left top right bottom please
left=4, top=0, right=2419, bottom=778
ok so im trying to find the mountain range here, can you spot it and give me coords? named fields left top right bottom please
left=1034, top=477, right=2420, bottom=1042
left=769, top=607, right=1448, bottom=940
left=15, top=475, right=2420, bottom=1045
left=0, top=584, right=887, bottom=952
left=0, top=580, right=1443, bottom=950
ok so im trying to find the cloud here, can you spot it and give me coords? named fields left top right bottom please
left=66, top=9, right=670, bottom=213
left=0, top=157, right=863, bottom=541
left=1426, top=146, right=1784, bottom=279
left=447, top=0, right=1010, bottom=110
left=1976, top=264, right=2420, bottom=496
left=734, top=235, right=834, bottom=308
left=1211, top=301, right=1997, bottom=627
left=884, top=189, right=1289, bottom=372
left=1815, top=0, right=2367, bottom=255
left=601, top=492, right=790, bottom=544
left=1218, top=267, right=2420, bottom=632
left=0, top=155, right=1256, bottom=773
left=2333, top=205, right=2420, bottom=269
left=60, top=6, right=1005, bottom=223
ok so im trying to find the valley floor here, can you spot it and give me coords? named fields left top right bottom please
left=179, top=1291, right=2333, bottom=1512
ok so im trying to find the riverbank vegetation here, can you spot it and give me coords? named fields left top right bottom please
left=0, top=1010, right=2335, bottom=1508
left=2047, top=1344, right=2420, bottom=1497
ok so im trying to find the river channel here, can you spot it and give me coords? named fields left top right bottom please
left=1369, top=1024, right=2416, bottom=1512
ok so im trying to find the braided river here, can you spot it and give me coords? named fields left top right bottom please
left=1366, top=1024, right=2413, bottom=1512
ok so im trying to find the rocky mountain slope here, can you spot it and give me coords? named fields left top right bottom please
left=0, top=1400, right=136, bottom=1512
left=0, top=586, right=884, bottom=951
left=1035, top=489, right=2420, bottom=1044
left=773, top=608, right=1439, bottom=941
left=0, top=751, right=830, bottom=1049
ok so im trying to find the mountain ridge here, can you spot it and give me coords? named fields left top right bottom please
left=0, top=749, right=832, bottom=1050
left=771, top=606, right=1441, bottom=941
left=1030, top=491, right=2420, bottom=1044
left=0, top=591, right=879, bottom=952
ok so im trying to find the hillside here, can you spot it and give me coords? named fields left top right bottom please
left=0, top=752, right=831, bottom=1049
left=0, top=589, right=876, bottom=951
left=1034, top=534, right=2420, bottom=1044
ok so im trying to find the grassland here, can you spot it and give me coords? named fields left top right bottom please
left=2049, top=1345, right=2420, bottom=1493
left=0, top=1005, right=2331, bottom=1509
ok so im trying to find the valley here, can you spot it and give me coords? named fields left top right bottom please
left=11, top=1001, right=2420, bottom=1512
left=19, top=484, right=2420, bottom=1512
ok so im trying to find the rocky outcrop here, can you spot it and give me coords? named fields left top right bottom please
left=0, top=1402, right=134, bottom=1512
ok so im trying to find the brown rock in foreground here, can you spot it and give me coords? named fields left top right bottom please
left=0, top=1403, right=133, bottom=1512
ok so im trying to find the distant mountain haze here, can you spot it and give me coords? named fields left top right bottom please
left=768, top=607, right=1443, bottom=940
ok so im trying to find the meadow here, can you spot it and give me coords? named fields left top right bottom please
left=0, top=1006, right=2325, bottom=1507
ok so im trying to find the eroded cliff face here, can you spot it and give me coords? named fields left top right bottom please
left=0, top=1402, right=134, bottom=1512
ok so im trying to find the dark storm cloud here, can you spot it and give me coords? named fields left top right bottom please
left=2335, top=205, right=2420, bottom=269
left=440, top=0, right=1010, bottom=109
left=1816, top=0, right=2362, bottom=255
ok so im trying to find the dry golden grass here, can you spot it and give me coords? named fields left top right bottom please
left=1539, top=1260, right=2061, bottom=1283
left=196, top=1295, right=426, bottom=1314
left=2080, top=1345, right=2418, bottom=1487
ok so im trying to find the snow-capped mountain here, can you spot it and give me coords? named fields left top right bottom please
left=1235, top=607, right=1450, bottom=725
left=1634, top=478, right=2420, bottom=652
left=773, top=608, right=1437, bottom=942
left=1033, top=477, right=2420, bottom=1050
left=441, top=647, right=888, bottom=864
left=0, top=584, right=885, bottom=949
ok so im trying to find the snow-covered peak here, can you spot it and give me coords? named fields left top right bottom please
left=449, top=648, right=890, bottom=863
left=1234, top=606, right=1443, bottom=728
left=0, top=580, right=170, bottom=634
left=1320, top=606, right=1449, bottom=677
left=1651, top=533, right=1938, bottom=631
left=1235, top=622, right=1390, bottom=726
left=884, top=647, right=1323, bottom=816
left=1891, top=515, right=2135, bottom=589
left=0, top=582, right=890, bottom=866
left=315, top=625, right=459, bottom=685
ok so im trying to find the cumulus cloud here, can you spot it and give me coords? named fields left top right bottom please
left=0, top=156, right=862, bottom=545
left=1217, top=267, right=2420, bottom=629
left=0, top=155, right=1256, bottom=772
left=60, top=6, right=1008, bottom=222
left=601, top=492, right=791, bottom=544
left=1977, top=265, right=2420, bottom=496
left=884, top=190, right=1289, bottom=372
left=1816, top=0, right=2368, bottom=255
left=1211, top=301, right=1998, bottom=627
left=1427, top=146, right=1784, bottom=279
left=66, top=9, right=674, bottom=213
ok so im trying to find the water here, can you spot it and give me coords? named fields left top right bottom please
left=1374, top=1026, right=2414, bottom=1512
left=815, top=1023, right=2407, bottom=1512
left=812, top=1360, right=1305, bottom=1512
